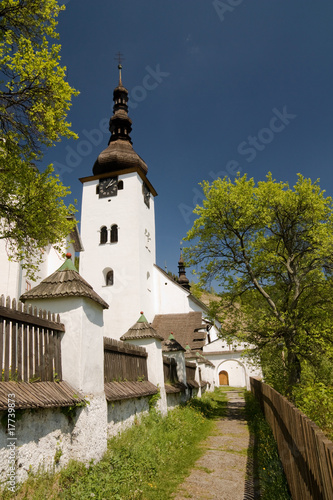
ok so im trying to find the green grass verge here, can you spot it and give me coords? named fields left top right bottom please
left=244, top=391, right=291, bottom=500
left=2, top=389, right=227, bottom=500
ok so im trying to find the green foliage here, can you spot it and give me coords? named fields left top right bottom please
left=186, top=387, right=227, bottom=419
left=1, top=367, right=18, bottom=381
left=185, top=173, right=333, bottom=392
left=60, top=396, right=90, bottom=425
left=245, top=391, right=291, bottom=499
left=189, top=281, right=203, bottom=299
left=294, top=383, right=333, bottom=441
left=0, top=0, right=78, bottom=154
left=0, top=0, right=79, bottom=279
left=54, top=446, right=62, bottom=465
left=292, top=358, right=333, bottom=440
left=148, top=388, right=161, bottom=411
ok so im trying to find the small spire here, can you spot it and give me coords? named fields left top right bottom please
left=114, top=52, right=125, bottom=87
left=178, top=251, right=190, bottom=291
left=57, top=253, right=78, bottom=272
left=118, top=64, right=123, bottom=86
left=168, top=332, right=175, bottom=340
left=137, top=311, right=148, bottom=323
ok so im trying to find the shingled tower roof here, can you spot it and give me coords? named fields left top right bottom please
left=20, top=254, right=109, bottom=309
left=93, top=64, right=148, bottom=176
left=120, top=312, right=164, bottom=341
left=162, top=332, right=186, bottom=352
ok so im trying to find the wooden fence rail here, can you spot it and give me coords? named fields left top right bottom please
left=104, top=337, right=148, bottom=382
left=0, top=295, right=64, bottom=382
left=185, top=361, right=196, bottom=382
left=250, top=377, right=333, bottom=500
left=163, top=356, right=178, bottom=384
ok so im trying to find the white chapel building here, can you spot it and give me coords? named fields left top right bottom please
left=77, top=65, right=260, bottom=388
left=1, top=66, right=261, bottom=389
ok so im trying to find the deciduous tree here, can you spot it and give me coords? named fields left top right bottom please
left=0, top=0, right=78, bottom=278
left=184, top=173, right=333, bottom=393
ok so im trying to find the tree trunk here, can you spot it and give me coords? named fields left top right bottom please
left=286, top=349, right=301, bottom=395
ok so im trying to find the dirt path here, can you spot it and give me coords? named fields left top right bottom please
left=173, top=390, right=258, bottom=500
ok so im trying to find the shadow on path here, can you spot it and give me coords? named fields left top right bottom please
left=174, top=389, right=261, bottom=500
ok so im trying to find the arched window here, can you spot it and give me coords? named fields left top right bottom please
left=100, top=226, right=107, bottom=245
left=118, top=180, right=124, bottom=190
left=110, top=224, right=118, bottom=243
left=106, top=269, right=114, bottom=286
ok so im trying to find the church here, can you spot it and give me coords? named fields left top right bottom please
left=1, top=64, right=261, bottom=390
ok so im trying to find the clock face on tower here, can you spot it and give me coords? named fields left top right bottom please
left=99, top=176, right=118, bottom=198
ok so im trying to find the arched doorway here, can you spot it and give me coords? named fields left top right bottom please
left=219, top=370, right=229, bottom=386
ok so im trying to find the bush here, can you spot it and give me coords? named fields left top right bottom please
left=245, top=391, right=291, bottom=500
left=293, top=382, right=333, bottom=441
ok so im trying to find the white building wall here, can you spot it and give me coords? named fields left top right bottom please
left=204, top=350, right=262, bottom=390
left=107, top=398, right=150, bottom=437
left=163, top=351, right=186, bottom=384
left=217, top=359, right=247, bottom=387
left=153, top=267, right=194, bottom=315
left=0, top=239, right=20, bottom=298
left=0, top=238, right=76, bottom=302
left=79, top=172, right=156, bottom=338
left=23, top=296, right=105, bottom=395
left=0, top=396, right=107, bottom=484
left=126, top=337, right=167, bottom=415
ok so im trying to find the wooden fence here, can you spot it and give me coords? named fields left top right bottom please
left=250, top=377, right=333, bottom=500
left=185, top=361, right=196, bottom=381
left=163, top=356, right=178, bottom=384
left=0, top=295, right=64, bottom=383
left=104, top=337, right=148, bottom=382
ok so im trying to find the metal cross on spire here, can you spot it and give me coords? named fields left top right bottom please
left=114, top=51, right=125, bottom=68
left=114, top=52, right=125, bottom=86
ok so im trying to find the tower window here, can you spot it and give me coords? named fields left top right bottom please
left=100, top=226, right=107, bottom=245
left=96, top=185, right=99, bottom=195
left=118, top=180, right=124, bottom=190
left=106, top=269, right=114, bottom=286
left=110, top=224, right=118, bottom=243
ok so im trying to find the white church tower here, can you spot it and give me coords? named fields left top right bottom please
left=79, top=64, right=157, bottom=338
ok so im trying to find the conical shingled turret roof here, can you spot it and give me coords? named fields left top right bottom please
left=93, top=65, right=148, bottom=176
left=162, top=332, right=185, bottom=352
left=20, top=254, right=109, bottom=309
left=120, top=312, right=164, bottom=341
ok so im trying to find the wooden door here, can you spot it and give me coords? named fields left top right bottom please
left=219, top=370, right=229, bottom=386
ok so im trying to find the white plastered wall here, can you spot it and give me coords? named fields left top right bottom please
left=79, top=172, right=156, bottom=338
left=0, top=238, right=76, bottom=302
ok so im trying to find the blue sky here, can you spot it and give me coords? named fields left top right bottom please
left=44, top=0, right=333, bottom=278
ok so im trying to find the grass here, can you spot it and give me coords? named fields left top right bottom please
left=1, top=389, right=227, bottom=500
left=244, top=391, right=291, bottom=500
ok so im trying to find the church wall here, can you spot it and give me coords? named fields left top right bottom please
left=217, top=359, right=247, bottom=387
left=107, top=397, right=150, bottom=437
left=0, top=395, right=107, bottom=484
left=153, top=267, right=191, bottom=314
left=204, top=351, right=262, bottom=389
left=166, top=392, right=186, bottom=410
left=0, top=237, right=76, bottom=302
left=0, top=239, right=20, bottom=299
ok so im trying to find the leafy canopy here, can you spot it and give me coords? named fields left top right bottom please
left=184, top=173, right=333, bottom=391
left=0, top=0, right=79, bottom=278
left=0, top=0, right=78, bottom=154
